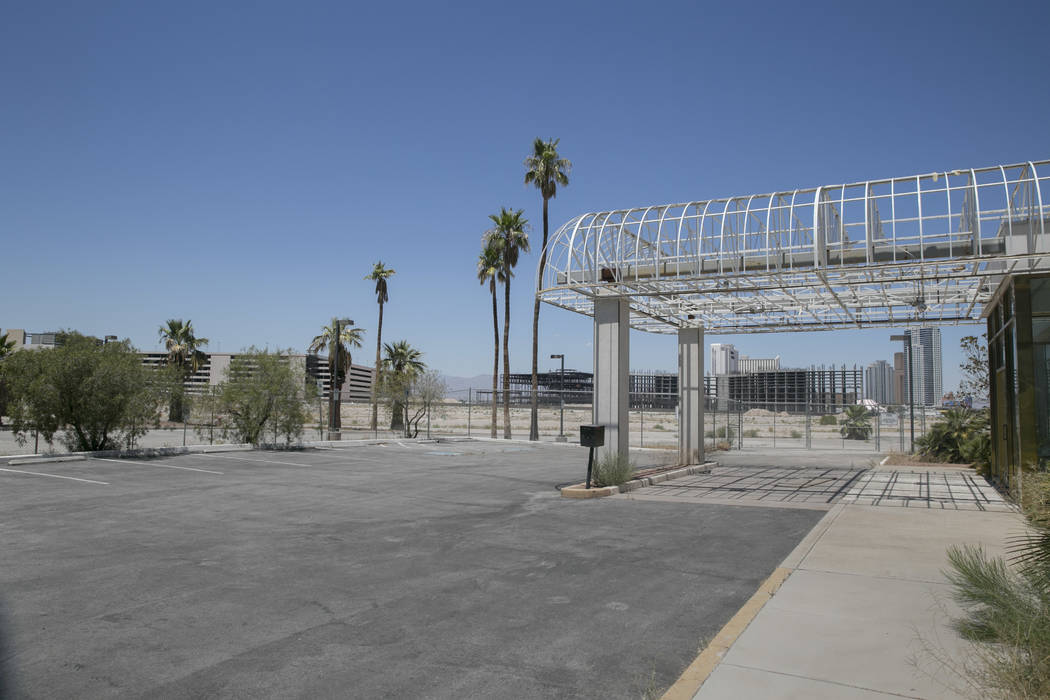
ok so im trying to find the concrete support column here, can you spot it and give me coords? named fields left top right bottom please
left=593, top=297, right=629, bottom=460
left=678, top=327, right=705, bottom=465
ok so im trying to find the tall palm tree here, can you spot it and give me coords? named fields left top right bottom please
left=365, top=261, right=396, bottom=432
left=309, top=320, right=365, bottom=431
left=477, top=239, right=504, bottom=438
left=524, top=138, right=571, bottom=441
left=489, top=207, right=530, bottom=439
left=382, top=340, right=425, bottom=431
left=158, top=319, right=209, bottom=422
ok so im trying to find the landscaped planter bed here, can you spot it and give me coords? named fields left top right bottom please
left=560, top=461, right=716, bottom=499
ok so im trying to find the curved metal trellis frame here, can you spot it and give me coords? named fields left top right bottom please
left=537, top=160, right=1050, bottom=333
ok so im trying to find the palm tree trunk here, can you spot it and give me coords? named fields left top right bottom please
left=528, top=196, right=550, bottom=441
left=490, top=279, right=499, bottom=438
left=502, top=275, right=512, bottom=439
left=330, top=351, right=341, bottom=431
left=371, top=301, right=383, bottom=431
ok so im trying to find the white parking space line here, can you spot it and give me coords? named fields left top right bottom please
left=203, top=453, right=313, bottom=468
left=0, top=467, right=109, bottom=485
left=93, top=458, right=223, bottom=475
left=204, top=451, right=388, bottom=467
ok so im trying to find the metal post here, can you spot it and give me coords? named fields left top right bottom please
left=467, top=388, right=472, bottom=437
left=773, top=408, right=777, bottom=448
left=34, top=427, right=39, bottom=454
left=332, top=318, right=340, bottom=439
left=183, top=401, right=189, bottom=447
left=908, top=336, right=915, bottom=453
left=640, top=395, right=644, bottom=448
left=551, top=354, right=566, bottom=442
left=875, top=407, right=880, bottom=452
left=560, top=357, right=565, bottom=439
left=738, top=403, right=742, bottom=450
left=586, top=447, right=595, bottom=489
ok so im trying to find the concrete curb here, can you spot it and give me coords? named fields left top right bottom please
left=661, top=567, right=793, bottom=700
left=660, top=500, right=849, bottom=699
left=0, top=436, right=485, bottom=466
left=560, top=462, right=716, bottom=499
left=0, top=442, right=257, bottom=466
left=7, top=455, right=87, bottom=466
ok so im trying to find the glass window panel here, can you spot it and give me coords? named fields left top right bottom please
left=1032, top=277, right=1050, bottom=313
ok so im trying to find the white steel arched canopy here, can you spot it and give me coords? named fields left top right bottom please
left=537, top=160, right=1050, bottom=333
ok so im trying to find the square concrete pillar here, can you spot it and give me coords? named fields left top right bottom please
left=593, top=297, right=629, bottom=460
left=678, top=327, right=705, bottom=465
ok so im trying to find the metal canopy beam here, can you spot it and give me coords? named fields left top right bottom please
left=537, top=160, right=1050, bottom=333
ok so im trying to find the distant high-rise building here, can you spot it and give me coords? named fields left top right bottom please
left=903, top=328, right=943, bottom=406
left=710, top=343, right=738, bottom=375
left=865, top=360, right=893, bottom=404
left=893, top=352, right=907, bottom=405
left=739, top=355, right=781, bottom=373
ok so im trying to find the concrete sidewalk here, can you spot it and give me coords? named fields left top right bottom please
left=684, top=470, right=1021, bottom=699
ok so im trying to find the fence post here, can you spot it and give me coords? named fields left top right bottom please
left=805, top=394, right=811, bottom=449
left=467, top=388, right=472, bottom=437
left=773, top=408, right=776, bottom=449
left=875, top=407, right=880, bottom=452
left=737, top=403, right=742, bottom=450
left=640, top=397, right=644, bottom=448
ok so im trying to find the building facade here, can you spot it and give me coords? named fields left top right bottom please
left=738, top=355, right=781, bottom=373
left=709, top=343, right=739, bottom=375
left=865, top=360, right=894, bottom=405
left=904, top=327, right=943, bottom=407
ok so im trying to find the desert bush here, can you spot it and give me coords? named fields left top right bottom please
left=652, top=423, right=664, bottom=430
left=705, top=425, right=736, bottom=439
left=945, top=471, right=1050, bottom=698
left=819, top=414, right=838, bottom=426
left=590, top=452, right=635, bottom=487
left=743, top=429, right=759, bottom=438
left=790, top=430, right=802, bottom=439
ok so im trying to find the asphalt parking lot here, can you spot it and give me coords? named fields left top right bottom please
left=1, top=441, right=825, bottom=699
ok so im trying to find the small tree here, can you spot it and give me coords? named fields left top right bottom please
left=405, top=370, right=446, bottom=438
left=1, top=333, right=159, bottom=451
left=959, top=334, right=989, bottom=405
left=212, top=348, right=310, bottom=446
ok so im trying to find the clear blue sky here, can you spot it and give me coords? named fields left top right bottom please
left=3, top=1, right=1048, bottom=392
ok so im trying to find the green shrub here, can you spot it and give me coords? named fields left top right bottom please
left=961, top=430, right=992, bottom=476
left=916, top=408, right=988, bottom=464
left=945, top=471, right=1050, bottom=697
left=819, top=414, right=838, bottom=425
left=790, top=430, right=802, bottom=439
left=591, top=452, right=635, bottom=487
left=743, top=429, right=759, bottom=438
left=705, top=426, right=736, bottom=439
left=652, top=423, right=664, bottom=430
